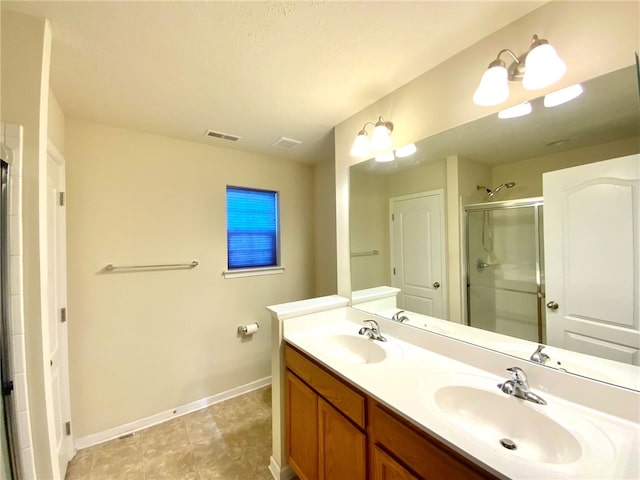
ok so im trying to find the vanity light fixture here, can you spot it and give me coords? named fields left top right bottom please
left=498, top=101, right=532, bottom=119
left=473, top=34, right=566, bottom=107
left=544, top=83, right=583, bottom=107
left=350, top=116, right=394, bottom=157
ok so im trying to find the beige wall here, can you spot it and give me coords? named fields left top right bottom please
left=335, top=1, right=640, bottom=302
left=312, top=155, right=337, bottom=296
left=65, top=119, right=315, bottom=438
left=349, top=170, right=387, bottom=290
left=1, top=10, right=54, bottom=479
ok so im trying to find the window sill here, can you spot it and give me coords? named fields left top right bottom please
left=223, top=266, right=285, bottom=279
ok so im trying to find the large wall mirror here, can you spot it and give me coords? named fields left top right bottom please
left=349, top=63, right=640, bottom=391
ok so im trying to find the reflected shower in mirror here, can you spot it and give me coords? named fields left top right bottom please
left=349, top=64, right=640, bottom=391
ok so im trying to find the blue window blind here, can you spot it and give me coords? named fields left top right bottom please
left=226, top=186, right=279, bottom=269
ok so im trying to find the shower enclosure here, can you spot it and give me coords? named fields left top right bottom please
left=464, top=197, right=545, bottom=343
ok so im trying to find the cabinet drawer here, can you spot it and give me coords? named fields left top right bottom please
left=285, top=343, right=366, bottom=428
left=369, top=401, right=498, bottom=480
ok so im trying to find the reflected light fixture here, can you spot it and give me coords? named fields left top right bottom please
left=473, top=34, right=566, bottom=107
left=375, top=151, right=395, bottom=163
left=350, top=116, right=394, bottom=157
left=544, top=83, right=583, bottom=107
left=395, top=143, right=417, bottom=158
left=498, top=101, right=532, bottom=119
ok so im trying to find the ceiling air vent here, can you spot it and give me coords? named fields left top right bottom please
left=204, top=129, right=242, bottom=142
left=272, top=136, right=302, bottom=150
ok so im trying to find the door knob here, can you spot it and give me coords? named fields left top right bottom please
left=433, top=282, right=440, bottom=289
left=546, top=301, right=559, bottom=311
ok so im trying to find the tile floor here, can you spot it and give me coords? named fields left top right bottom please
left=65, top=386, right=273, bottom=480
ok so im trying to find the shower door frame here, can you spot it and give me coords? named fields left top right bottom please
left=0, top=159, right=18, bottom=479
left=463, top=197, right=544, bottom=342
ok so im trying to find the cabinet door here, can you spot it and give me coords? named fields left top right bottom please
left=372, top=445, right=418, bottom=480
left=318, top=397, right=366, bottom=479
left=286, top=371, right=318, bottom=480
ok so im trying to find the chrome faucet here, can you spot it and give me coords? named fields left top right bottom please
left=498, top=367, right=547, bottom=405
left=358, top=319, right=387, bottom=342
left=391, top=310, right=409, bottom=323
left=530, top=345, right=550, bottom=365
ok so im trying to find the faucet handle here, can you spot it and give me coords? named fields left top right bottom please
left=363, top=319, right=380, bottom=331
left=506, top=367, right=529, bottom=389
left=530, top=344, right=550, bottom=364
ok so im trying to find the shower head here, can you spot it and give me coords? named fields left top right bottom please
left=480, top=182, right=516, bottom=198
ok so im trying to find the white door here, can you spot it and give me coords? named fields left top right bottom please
left=390, top=190, right=446, bottom=318
left=543, top=154, right=640, bottom=365
left=46, top=150, right=73, bottom=478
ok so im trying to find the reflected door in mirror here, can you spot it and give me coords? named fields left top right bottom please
left=544, top=154, right=640, bottom=365
left=390, top=191, right=446, bottom=318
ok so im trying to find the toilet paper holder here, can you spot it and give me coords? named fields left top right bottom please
left=237, top=322, right=260, bottom=336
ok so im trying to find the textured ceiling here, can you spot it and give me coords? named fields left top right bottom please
left=4, top=1, right=546, bottom=163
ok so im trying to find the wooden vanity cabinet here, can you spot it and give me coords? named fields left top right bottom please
left=285, top=344, right=366, bottom=480
left=284, top=342, right=499, bottom=480
left=371, top=444, right=419, bottom=480
left=369, top=401, right=499, bottom=480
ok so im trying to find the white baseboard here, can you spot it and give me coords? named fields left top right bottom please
left=269, top=456, right=296, bottom=480
left=75, top=376, right=271, bottom=450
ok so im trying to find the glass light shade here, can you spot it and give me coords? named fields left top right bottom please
left=544, top=83, right=583, bottom=107
left=498, top=101, right=532, bottom=119
left=522, top=43, right=566, bottom=90
left=395, top=143, right=417, bottom=158
left=350, top=133, right=371, bottom=157
left=473, top=65, right=509, bottom=106
left=375, top=151, right=395, bottom=163
left=371, top=124, right=392, bottom=152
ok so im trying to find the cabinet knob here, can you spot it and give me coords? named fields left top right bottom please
left=546, top=301, right=559, bottom=311
left=433, top=282, right=440, bottom=289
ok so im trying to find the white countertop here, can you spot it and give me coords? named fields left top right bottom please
left=283, top=307, right=640, bottom=480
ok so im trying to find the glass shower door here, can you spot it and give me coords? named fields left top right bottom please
left=466, top=202, right=544, bottom=343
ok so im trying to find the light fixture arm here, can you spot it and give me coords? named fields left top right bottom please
left=356, top=121, right=376, bottom=136
left=529, top=34, right=547, bottom=49
left=374, top=116, right=394, bottom=134
left=494, top=48, right=520, bottom=66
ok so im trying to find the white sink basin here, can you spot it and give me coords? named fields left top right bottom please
left=318, top=334, right=387, bottom=364
left=419, top=373, right=615, bottom=466
left=435, top=385, right=580, bottom=464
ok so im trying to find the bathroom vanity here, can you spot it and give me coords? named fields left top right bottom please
left=285, top=343, right=498, bottom=479
left=271, top=299, right=640, bottom=480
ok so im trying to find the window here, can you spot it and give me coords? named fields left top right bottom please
left=226, top=186, right=281, bottom=276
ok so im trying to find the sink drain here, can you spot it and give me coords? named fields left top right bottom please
left=500, top=438, right=517, bottom=450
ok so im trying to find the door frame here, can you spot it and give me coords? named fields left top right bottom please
left=389, top=189, right=447, bottom=319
